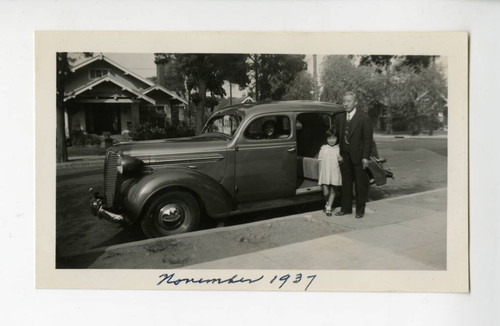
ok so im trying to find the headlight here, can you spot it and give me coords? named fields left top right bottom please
left=116, top=156, right=123, bottom=174
left=116, top=155, right=144, bottom=177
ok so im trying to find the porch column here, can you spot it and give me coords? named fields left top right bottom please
left=165, top=104, right=172, bottom=126
left=131, top=102, right=140, bottom=130
left=178, top=105, right=185, bottom=122
left=64, top=107, right=69, bottom=138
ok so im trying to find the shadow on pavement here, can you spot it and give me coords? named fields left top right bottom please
left=56, top=250, right=106, bottom=269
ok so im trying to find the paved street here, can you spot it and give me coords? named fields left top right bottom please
left=56, top=136, right=447, bottom=268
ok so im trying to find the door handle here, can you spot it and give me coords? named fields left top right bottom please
left=287, top=146, right=296, bottom=153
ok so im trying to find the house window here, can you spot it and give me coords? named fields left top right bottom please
left=89, top=69, right=110, bottom=79
left=140, top=105, right=167, bottom=128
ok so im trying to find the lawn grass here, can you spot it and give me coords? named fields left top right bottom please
left=67, top=145, right=106, bottom=157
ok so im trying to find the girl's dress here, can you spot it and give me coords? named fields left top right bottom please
left=318, top=144, right=342, bottom=186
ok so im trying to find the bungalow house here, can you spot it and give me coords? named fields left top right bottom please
left=63, top=54, right=188, bottom=136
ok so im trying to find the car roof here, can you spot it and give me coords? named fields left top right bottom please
left=215, top=100, right=345, bottom=117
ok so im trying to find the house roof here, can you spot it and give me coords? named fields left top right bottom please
left=142, top=85, right=188, bottom=105
left=70, top=54, right=155, bottom=88
left=215, top=96, right=255, bottom=111
left=64, top=75, right=156, bottom=104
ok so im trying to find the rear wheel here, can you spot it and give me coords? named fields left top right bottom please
left=141, top=191, right=200, bottom=238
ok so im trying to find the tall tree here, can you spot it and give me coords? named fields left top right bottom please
left=358, top=55, right=394, bottom=73
left=357, top=55, right=437, bottom=74
left=282, top=71, right=315, bottom=100
left=321, top=55, right=383, bottom=125
left=248, top=54, right=307, bottom=101
left=172, top=54, right=248, bottom=134
left=56, top=52, right=92, bottom=163
left=356, top=55, right=441, bottom=134
left=154, top=54, right=185, bottom=94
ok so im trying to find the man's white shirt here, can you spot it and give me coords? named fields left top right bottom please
left=347, top=108, right=357, bottom=121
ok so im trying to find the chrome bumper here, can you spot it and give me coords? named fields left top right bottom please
left=89, top=188, right=124, bottom=223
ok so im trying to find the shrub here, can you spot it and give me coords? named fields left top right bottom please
left=130, top=123, right=168, bottom=141
left=131, top=122, right=195, bottom=141
left=70, top=130, right=102, bottom=147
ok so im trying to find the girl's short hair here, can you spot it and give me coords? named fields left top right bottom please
left=325, top=127, right=337, bottom=138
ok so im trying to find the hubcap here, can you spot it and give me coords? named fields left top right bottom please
left=158, top=204, right=184, bottom=228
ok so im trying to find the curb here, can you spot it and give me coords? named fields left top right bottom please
left=374, top=134, right=447, bottom=139
left=57, top=157, right=104, bottom=170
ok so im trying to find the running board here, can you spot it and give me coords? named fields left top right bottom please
left=295, top=185, right=322, bottom=195
left=229, top=191, right=323, bottom=216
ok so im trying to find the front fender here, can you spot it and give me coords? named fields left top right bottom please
left=124, top=167, right=234, bottom=221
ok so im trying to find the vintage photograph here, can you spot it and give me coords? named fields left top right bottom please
left=36, top=32, right=468, bottom=291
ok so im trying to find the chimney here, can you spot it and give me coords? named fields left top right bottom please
left=154, top=54, right=171, bottom=87
left=156, top=62, right=166, bottom=87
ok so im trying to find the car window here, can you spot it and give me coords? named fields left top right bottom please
left=244, top=116, right=291, bottom=140
left=202, top=114, right=242, bottom=137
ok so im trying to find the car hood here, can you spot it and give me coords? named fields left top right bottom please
left=109, top=134, right=229, bottom=163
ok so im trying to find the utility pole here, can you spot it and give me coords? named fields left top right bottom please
left=313, top=54, right=319, bottom=101
left=229, top=82, right=232, bottom=106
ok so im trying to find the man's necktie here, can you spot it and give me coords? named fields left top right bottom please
left=345, top=115, right=350, bottom=145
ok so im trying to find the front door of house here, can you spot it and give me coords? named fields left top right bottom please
left=85, top=103, right=121, bottom=134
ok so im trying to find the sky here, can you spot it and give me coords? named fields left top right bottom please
left=104, top=53, right=156, bottom=78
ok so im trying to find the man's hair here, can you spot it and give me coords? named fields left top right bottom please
left=344, top=91, right=357, bottom=99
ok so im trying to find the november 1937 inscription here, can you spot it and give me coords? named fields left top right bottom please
left=157, top=272, right=317, bottom=291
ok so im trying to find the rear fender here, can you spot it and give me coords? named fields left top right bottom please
left=124, top=167, right=234, bottom=221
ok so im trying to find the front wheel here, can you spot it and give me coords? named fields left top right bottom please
left=141, top=191, right=200, bottom=238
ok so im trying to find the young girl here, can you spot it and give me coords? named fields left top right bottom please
left=318, top=128, right=343, bottom=216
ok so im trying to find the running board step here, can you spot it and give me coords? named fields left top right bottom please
left=230, top=192, right=323, bottom=216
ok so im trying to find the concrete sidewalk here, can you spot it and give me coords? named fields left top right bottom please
left=76, top=188, right=446, bottom=270
left=57, top=156, right=104, bottom=170
left=188, top=189, right=447, bottom=270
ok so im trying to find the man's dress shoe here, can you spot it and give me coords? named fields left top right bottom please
left=335, top=211, right=352, bottom=216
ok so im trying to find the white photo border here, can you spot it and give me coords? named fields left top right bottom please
left=35, top=31, right=469, bottom=292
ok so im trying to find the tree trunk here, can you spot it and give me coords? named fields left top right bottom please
left=56, top=53, right=68, bottom=163
left=56, top=98, right=68, bottom=162
left=385, top=108, right=393, bottom=135
left=254, top=55, right=259, bottom=101
left=195, top=80, right=207, bottom=135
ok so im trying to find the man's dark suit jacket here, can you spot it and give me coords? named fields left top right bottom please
left=335, top=109, right=373, bottom=165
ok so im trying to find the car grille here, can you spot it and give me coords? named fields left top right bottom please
left=104, top=151, right=119, bottom=207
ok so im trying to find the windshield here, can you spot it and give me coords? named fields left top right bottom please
left=202, top=114, right=242, bottom=137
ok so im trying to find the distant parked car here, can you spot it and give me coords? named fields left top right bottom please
left=90, top=101, right=393, bottom=238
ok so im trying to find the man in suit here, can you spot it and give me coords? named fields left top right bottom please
left=335, top=91, right=373, bottom=218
